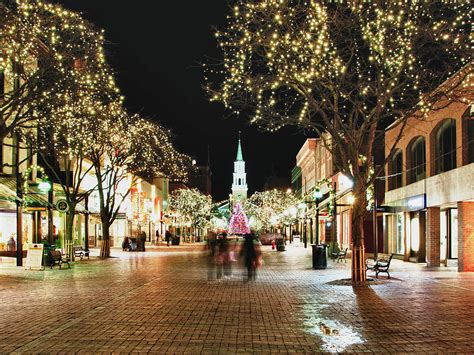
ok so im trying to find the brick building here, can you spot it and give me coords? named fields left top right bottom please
left=383, top=71, right=473, bottom=271
left=295, top=135, right=385, bottom=253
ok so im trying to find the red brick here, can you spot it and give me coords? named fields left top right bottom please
left=458, top=201, right=474, bottom=272
left=426, top=207, right=441, bottom=267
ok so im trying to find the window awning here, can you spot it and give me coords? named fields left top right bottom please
left=0, top=177, right=87, bottom=212
left=0, top=176, right=51, bottom=207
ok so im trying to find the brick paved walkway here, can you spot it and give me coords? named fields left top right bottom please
left=0, top=243, right=473, bottom=354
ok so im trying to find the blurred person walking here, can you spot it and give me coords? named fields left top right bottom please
left=206, top=230, right=218, bottom=280
left=240, top=232, right=262, bottom=282
left=215, top=231, right=228, bottom=280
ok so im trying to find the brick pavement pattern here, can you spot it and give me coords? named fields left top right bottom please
left=0, top=244, right=473, bottom=354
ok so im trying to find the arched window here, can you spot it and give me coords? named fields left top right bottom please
left=408, top=137, right=426, bottom=184
left=435, top=119, right=456, bottom=174
left=389, top=149, right=403, bottom=190
left=468, top=117, right=474, bottom=164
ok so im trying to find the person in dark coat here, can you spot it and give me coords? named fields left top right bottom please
left=165, top=230, right=172, bottom=246
left=240, top=232, right=261, bottom=282
left=122, top=237, right=131, bottom=251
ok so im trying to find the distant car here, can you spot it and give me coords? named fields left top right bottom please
left=259, top=233, right=280, bottom=245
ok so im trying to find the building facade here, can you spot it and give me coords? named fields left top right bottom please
left=296, top=134, right=385, bottom=254
left=383, top=84, right=473, bottom=271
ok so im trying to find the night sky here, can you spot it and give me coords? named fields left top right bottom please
left=55, top=1, right=309, bottom=201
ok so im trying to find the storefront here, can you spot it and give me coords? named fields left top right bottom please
left=383, top=194, right=426, bottom=262
left=440, top=206, right=458, bottom=266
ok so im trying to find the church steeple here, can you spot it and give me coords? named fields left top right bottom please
left=236, top=131, right=243, bottom=161
left=231, top=132, right=248, bottom=203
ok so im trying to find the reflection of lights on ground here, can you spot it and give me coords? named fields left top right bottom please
left=302, top=304, right=364, bottom=353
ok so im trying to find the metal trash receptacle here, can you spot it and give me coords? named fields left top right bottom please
left=312, top=244, right=327, bottom=269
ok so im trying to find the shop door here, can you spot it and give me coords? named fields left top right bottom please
left=440, top=210, right=448, bottom=265
left=448, top=209, right=458, bottom=259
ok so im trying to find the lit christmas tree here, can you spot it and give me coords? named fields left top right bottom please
left=228, top=203, right=250, bottom=235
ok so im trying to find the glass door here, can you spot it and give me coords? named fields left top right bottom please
left=396, top=213, right=405, bottom=255
left=449, top=209, right=458, bottom=259
left=440, top=210, right=447, bottom=264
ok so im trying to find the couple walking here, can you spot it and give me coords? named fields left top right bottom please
left=207, top=230, right=262, bottom=282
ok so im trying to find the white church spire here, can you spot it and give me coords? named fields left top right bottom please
left=232, top=131, right=248, bottom=202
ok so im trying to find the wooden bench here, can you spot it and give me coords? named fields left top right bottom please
left=366, top=253, right=394, bottom=278
left=49, top=250, right=71, bottom=269
left=73, top=246, right=89, bottom=260
left=332, top=248, right=348, bottom=263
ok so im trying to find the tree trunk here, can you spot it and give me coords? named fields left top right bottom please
left=100, top=221, right=111, bottom=258
left=65, top=208, right=75, bottom=260
left=351, top=183, right=367, bottom=284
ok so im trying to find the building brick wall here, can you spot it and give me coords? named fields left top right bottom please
left=458, top=201, right=474, bottom=272
left=426, top=206, right=440, bottom=267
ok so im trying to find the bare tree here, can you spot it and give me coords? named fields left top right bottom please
left=90, top=105, right=191, bottom=258
left=206, top=2, right=472, bottom=283
left=26, top=1, right=121, bottom=256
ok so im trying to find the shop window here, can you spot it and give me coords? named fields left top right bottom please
left=408, top=137, right=426, bottom=184
left=396, top=213, right=404, bottom=255
left=389, top=150, right=403, bottom=190
left=468, top=119, right=474, bottom=164
left=385, top=214, right=405, bottom=255
left=435, top=119, right=456, bottom=174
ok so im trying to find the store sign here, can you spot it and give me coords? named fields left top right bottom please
left=56, top=199, right=69, bottom=213
left=407, top=195, right=426, bottom=211
left=387, top=194, right=426, bottom=213
left=25, top=243, right=44, bottom=270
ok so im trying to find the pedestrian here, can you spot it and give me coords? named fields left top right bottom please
left=240, top=231, right=262, bottom=282
left=165, top=230, right=172, bottom=247
left=140, top=231, right=147, bottom=251
left=7, top=235, right=16, bottom=251
left=215, top=231, right=228, bottom=280
left=206, top=230, right=218, bottom=280
left=122, top=237, right=131, bottom=251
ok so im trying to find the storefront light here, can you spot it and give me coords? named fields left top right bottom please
left=339, top=174, right=354, bottom=190
left=313, top=187, right=323, bottom=200
left=289, top=207, right=297, bottom=216
left=347, top=194, right=355, bottom=205
left=38, top=180, right=52, bottom=192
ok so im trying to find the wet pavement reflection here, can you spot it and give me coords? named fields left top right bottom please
left=0, top=244, right=473, bottom=353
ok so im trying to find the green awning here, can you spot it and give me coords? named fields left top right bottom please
left=0, top=176, right=51, bottom=208
left=0, top=177, right=89, bottom=212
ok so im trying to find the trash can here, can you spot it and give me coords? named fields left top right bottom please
left=171, top=236, right=180, bottom=245
left=312, top=244, right=327, bottom=269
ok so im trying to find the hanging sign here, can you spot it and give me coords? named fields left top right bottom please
left=25, top=243, right=44, bottom=270
left=56, top=199, right=69, bottom=213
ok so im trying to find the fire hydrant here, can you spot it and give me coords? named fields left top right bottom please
left=271, top=239, right=276, bottom=250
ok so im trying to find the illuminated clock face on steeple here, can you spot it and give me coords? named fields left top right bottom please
left=231, top=134, right=248, bottom=202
